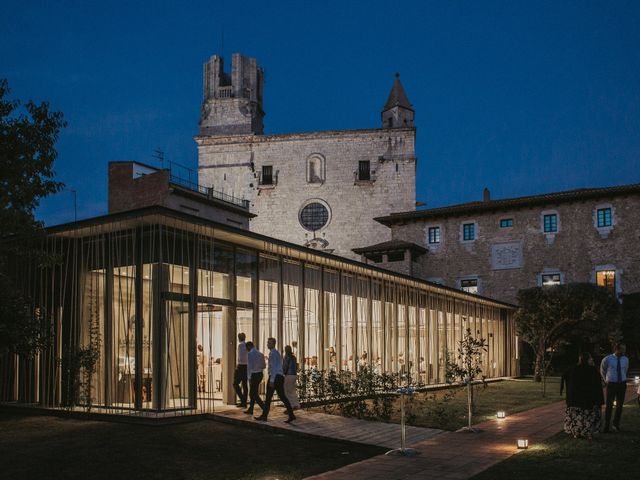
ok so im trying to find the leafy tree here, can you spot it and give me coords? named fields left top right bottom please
left=0, top=78, right=66, bottom=356
left=446, top=327, right=488, bottom=431
left=514, top=283, right=620, bottom=396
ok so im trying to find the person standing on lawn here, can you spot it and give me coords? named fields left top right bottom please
left=243, top=341, right=266, bottom=415
left=255, top=338, right=296, bottom=423
left=283, top=345, right=300, bottom=410
left=600, top=343, right=629, bottom=432
left=563, top=352, right=604, bottom=439
left=233, top=333, right=249, bottom=407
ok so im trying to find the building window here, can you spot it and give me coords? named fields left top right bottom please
left=299, top=201, right=330, bottom=232
left=543, top=214, right=557, bottom=233
left=596, top=270, right=616, bottom=293
left=358, top=161, right=371, bottom=181
left=500, top=218, right=513, bottom=228
left=541, top=273, right=561, bottom=286
left=387, top=251, right=405, bottom=262
left=368, top=253, right=383, bottom=263
left=597, top=208, right=612, bottom=228
left=463, top=223, right=475, bottom=241
left=261, top=165, right=273, bottom=185
left=460, top=279, right=478, bottom=294
left=428, top=227, right=440, bottom=244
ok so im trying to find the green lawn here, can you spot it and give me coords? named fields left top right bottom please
left=472, top=402, right=640, bottom=480
left=400, top=377, right=564, bottom=430
left=0, top=412, right=385, bottom=480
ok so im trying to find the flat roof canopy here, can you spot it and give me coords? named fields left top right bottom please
left=47, top=205, right=514, bottom=310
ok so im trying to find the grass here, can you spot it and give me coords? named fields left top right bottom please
left=0, top=411, right=385, bottom=480
left=472, top=402, right=640, bottom=480
left=313, top=377, right=563, bottom=431
left=401, top=377, right=564, bottom=430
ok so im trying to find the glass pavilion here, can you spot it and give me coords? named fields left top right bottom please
left=1, top=206, right=518, bottom=415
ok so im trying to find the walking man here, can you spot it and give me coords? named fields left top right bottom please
left=233, top=333, right=248, bottom=407
left=255, top=337, right=296, bottom=423
left=600, top=343, right=629, bottom=432
left=243, top=341, right=265, bottom=415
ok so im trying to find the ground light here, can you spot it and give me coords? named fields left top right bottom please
left=386, top=386, right=418, bottom=457
left=496, top=411, right=506, bottom=419
left=517, top=439, right=529, bottom=449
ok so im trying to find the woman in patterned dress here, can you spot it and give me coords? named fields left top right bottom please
left=563, top=352, right=604, bottom=440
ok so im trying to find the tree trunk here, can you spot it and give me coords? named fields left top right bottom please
left=534, top=350, right=543, bottom=382
left=467, top=382, right=472, bottom=430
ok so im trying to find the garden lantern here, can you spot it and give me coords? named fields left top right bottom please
left=496, top=411, right=506, bottom=419
left=517, top=439, right=528, bottom=449
left=386, top=385, right=418, bottom=457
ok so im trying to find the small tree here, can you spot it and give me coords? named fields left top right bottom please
left=515, top=283, right=620, bottom=396
left=447, top=327, right=488, bottom=432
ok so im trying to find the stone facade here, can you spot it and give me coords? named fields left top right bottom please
left=196, top=53, right=416, bottom=260
left=376, top=185, right=640, bottom=304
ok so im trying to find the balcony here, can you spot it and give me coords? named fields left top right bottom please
left=353, top=170, right=376, bottom=185
left=257, top=171, right=278, bottom=188
left=217, top=86, right=233, bottom=99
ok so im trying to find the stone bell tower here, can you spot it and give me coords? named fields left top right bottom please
left=199, top=53, right=265, bottom=136
left=381, top=73, right=414, bottom=129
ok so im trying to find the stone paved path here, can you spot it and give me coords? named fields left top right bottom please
left=305, top=384, right=638, bottom=480
left=211, top=405, right=444, bottom=448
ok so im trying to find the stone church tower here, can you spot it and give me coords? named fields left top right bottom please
left=196, top=53, right=417, bottom=260
left=199, top=54, right=264, bottom=136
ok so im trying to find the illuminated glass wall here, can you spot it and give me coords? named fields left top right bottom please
left=1, top=213, right=517, bottom=415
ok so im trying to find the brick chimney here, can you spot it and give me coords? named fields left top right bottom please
left=483, top=187, right=491, bottom=202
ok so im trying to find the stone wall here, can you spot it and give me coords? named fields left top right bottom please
left=197, top=127, right=416, bottom=260
left=388, top=194, right=640, bottom=304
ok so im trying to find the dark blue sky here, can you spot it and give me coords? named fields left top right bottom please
left=3, top=0, right=639, bottom=225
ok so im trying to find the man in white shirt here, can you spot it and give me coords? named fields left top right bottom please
left=243, top=341, right=266, bottom=415
left=255, top=337, right=296, bottom=423
left=233, top=333, right=248, bottom=407
left=600, top=343, right=629, bottom=432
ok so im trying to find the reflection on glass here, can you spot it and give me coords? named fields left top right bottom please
left=324, top=270, right=338, bottom=370
left=236, top=249, right=256, bottom=303
left=168, top=264, right=189, bottom=294
left=141, top=264, right=154, bottom=408
left=198, top=243, right=233, bottom=299
left=163, top=300, right=190, bottom=409
left=113, top=265, right=136, bottom=408
left=259, top=255, right=279, bottom=352
left=283, top=261, right=301, bottom=355
left=341, top=274, right=353, bottom=371
left=82, top=269, right=105, bottom=406
left=304, top=266, right=321, bottom=369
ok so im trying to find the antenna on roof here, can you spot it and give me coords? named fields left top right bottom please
left=152, top=148, right=165, bottom=169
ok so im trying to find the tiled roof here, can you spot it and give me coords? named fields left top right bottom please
left=376, top=183, right=640, bottom=226
left=383, top=74, right=413, bottom=111
left=352, top=239, right=427, bottom=255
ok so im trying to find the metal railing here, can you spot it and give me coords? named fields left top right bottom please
left=354, top=170, right=377, bottom=183
left=217, top=86, right=233, bottom=98
left=257, top=171, right=278, bottom=186
left=169, top=174, right=250, bottom=210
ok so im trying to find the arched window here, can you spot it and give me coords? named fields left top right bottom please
left=306, top=154, right=325, bottom=184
